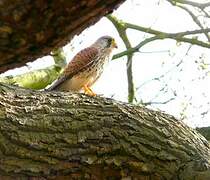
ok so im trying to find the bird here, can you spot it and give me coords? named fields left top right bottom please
left=47, top=36, right=117, bottom=96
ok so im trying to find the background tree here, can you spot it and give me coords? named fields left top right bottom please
left=0, top=0, right=210, bottom=179
left=1, top=0, right=209, bottom=126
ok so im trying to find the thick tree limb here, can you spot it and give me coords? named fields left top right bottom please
left=0, top=0, right=125, bottom=73
left=0, top=48, right=66, bottom=90
left=0, top=65, right=61, bottom=90
left=0, top=83, right=210, bottom=179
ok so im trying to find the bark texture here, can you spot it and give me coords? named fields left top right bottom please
left=0, top=83, right=210, bottom=179
left=197, top=127, right=210, bottom=141
left=0, top=0, right=125, bottom=73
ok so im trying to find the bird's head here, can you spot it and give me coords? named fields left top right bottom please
left=93, top=36, right=117, bottom=50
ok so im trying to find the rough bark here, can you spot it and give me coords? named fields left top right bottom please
left=197, top=127, right=210, bottom=142
left=0, top=83, right=210, bottom=179
left=0, top=0, right=125, bottom=73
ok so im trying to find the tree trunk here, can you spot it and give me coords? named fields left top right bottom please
left=0, top=0, right=125, bottom=73
left=0, top=83, right=210, bottom=179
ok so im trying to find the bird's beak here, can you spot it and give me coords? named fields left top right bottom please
left=112, top=39, right=118, bottom=48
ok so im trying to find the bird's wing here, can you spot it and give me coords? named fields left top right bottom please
left=47, top=47, right=99, bottom=91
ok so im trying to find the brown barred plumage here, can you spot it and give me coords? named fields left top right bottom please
left=47, top=36, right=117, bottom=95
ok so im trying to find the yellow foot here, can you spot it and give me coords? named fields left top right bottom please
left=83, top=85, right=96, bottom=96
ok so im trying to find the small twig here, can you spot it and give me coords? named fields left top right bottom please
left=139, top=50, right=170, bottom=54
left=202, top=9, right=210, bottom=18
left=112, top=36, right=160, bottom=60
left=166, top=0, right=210, bottom=9
left=177, top=5, right=210, bottom=42
left=137, top=45, right=192, bottom=107
left=142, top=97, right=175, bottom=106
left=137, top=44, right=192, bottom=90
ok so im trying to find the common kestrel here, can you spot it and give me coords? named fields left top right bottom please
left=47, top=36, right=117, bottom=95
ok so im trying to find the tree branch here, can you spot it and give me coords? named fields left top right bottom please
left=107, top=15, right=135, bottom=103
left=112, top=36, right=160, bottom=60
left=125, top=23, right=210, bottom=46
left=110, top=17, right=210, bottom=60
left=166, top=0, right=210, bottom=9
left=142, top=97, right=175, bottom=106
left=0, top=49, right=66, bottom=90
left=0, top=83, right=210, bottom=179
left=0, top=0, right=125, bottom=73
left=175, top=4, right=210, bottom=42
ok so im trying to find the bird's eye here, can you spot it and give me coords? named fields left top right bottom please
left=107, top=38, right=113, bottom=47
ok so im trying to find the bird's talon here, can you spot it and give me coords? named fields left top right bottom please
left=83, top=86, right=96, bottom=96
left=88, top=92, right=96, bottom=96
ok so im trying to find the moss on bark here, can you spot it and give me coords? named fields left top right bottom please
left=0, top=83, right=210, bottom=179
